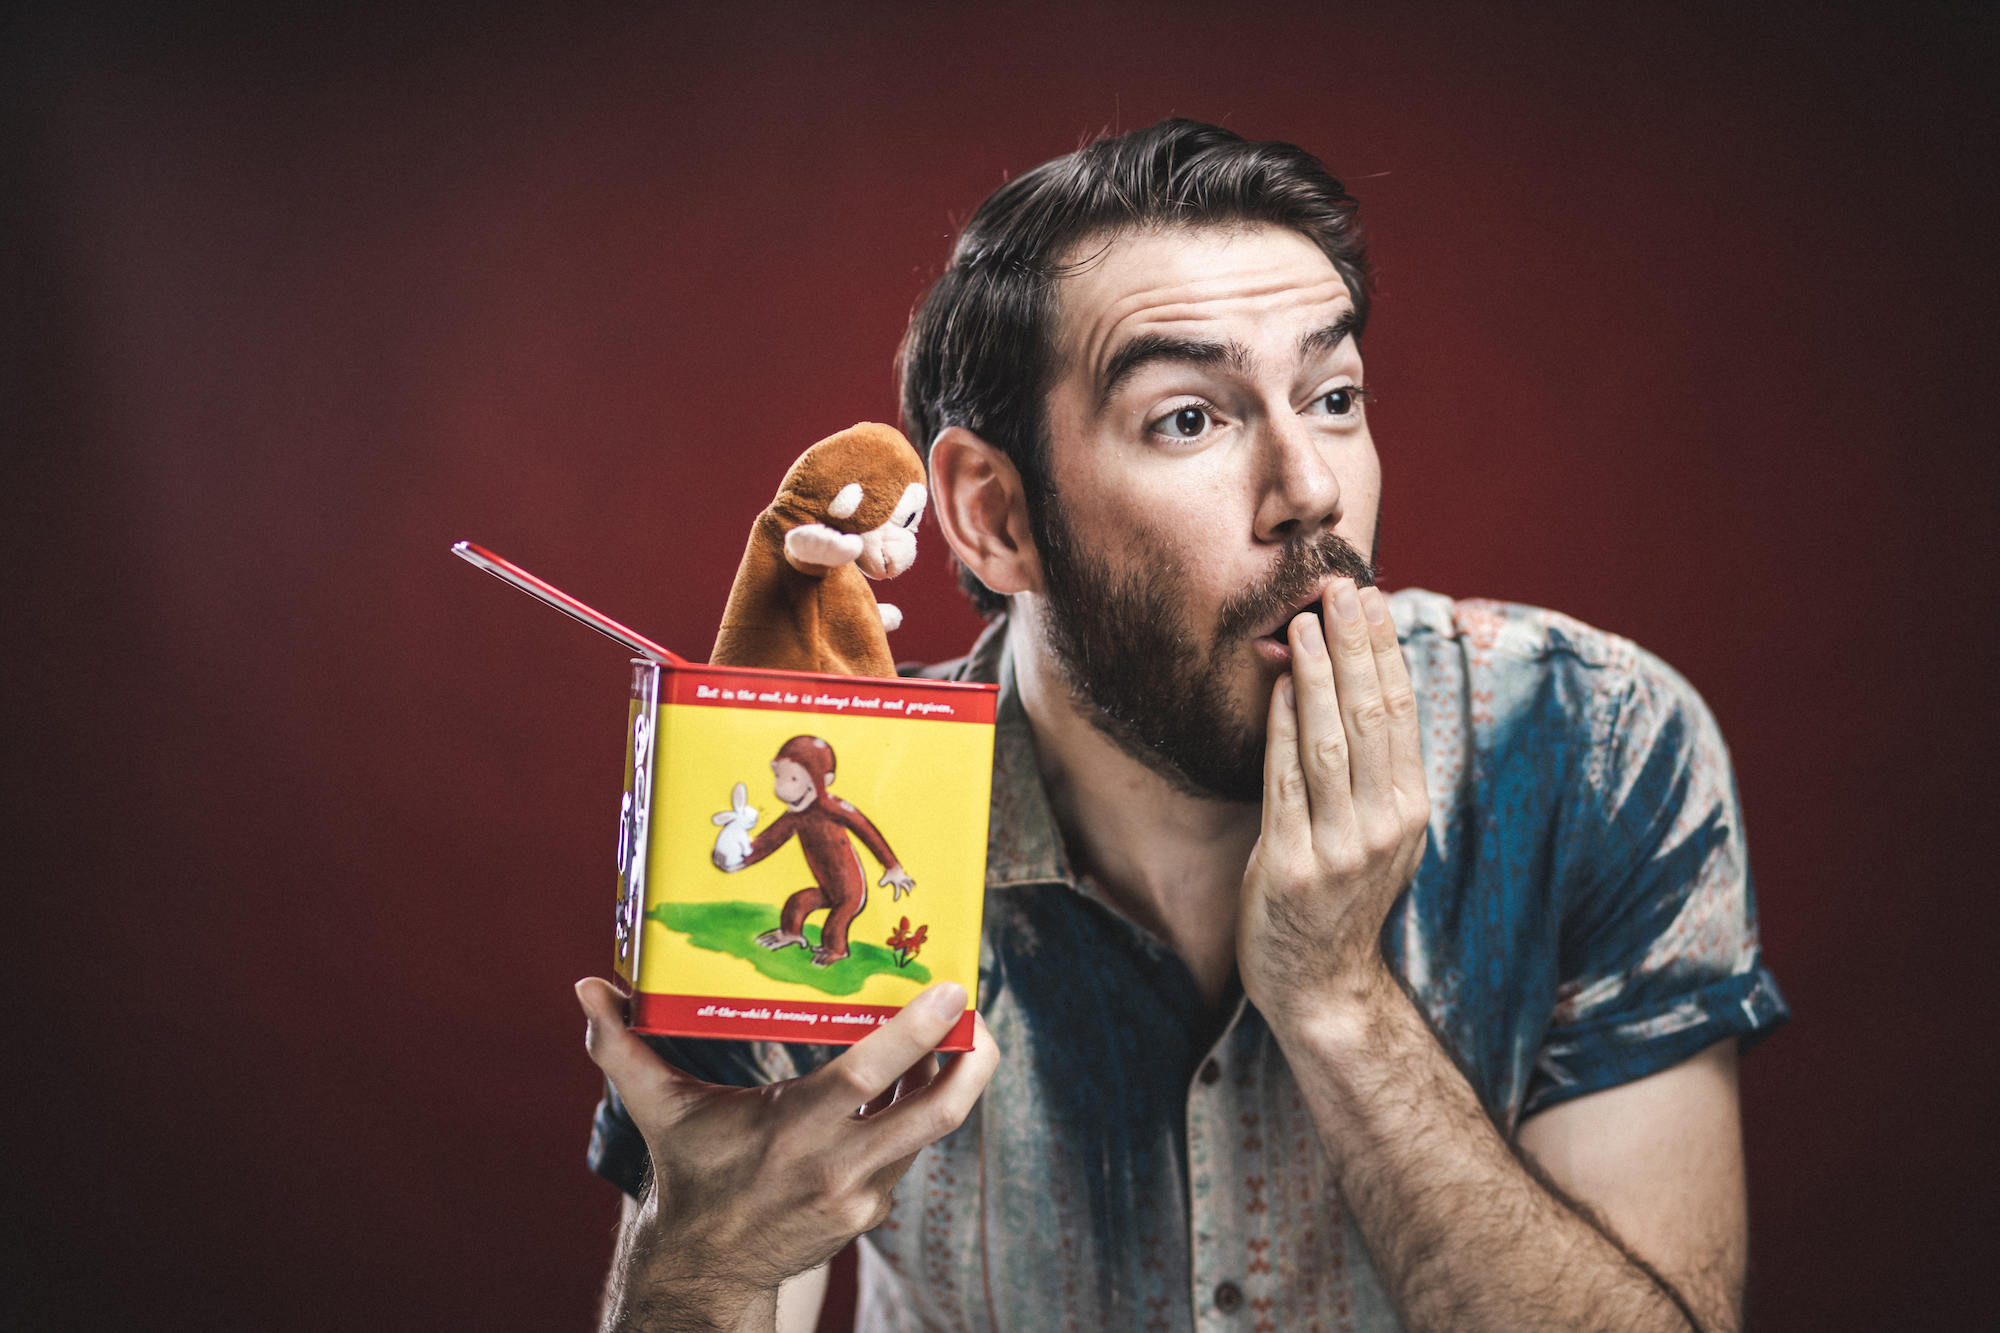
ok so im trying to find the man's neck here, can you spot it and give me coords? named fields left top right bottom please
left=1006, top=604, right=1259, bottom=1011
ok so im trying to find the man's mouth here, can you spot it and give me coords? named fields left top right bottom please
left=1213, top=530, right=1375, bottom=661
left=1258, top=589, right=1329, bottom=646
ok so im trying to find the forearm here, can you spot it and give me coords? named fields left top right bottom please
left=602, top=1251, right=821, bottom=1333
left=1275, top=970, right=1708, bottom=1333
left=600, top=1195, right=778, bottom=1333
left=602, top=1280, right=775, bottom=1333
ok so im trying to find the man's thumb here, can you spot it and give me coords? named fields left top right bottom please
left=575, top=977, right=691, bottom=1111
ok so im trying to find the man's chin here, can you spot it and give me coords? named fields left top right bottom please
left=1119, top=696, right=1270, bottom=804
left=1044, top=629, right=1277, bottom=803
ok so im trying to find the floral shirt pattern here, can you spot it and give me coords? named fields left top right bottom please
left=589, top=589, right=1788, bottom=1332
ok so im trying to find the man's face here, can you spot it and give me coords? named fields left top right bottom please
left=1032, top=224, right=1379, bottom=801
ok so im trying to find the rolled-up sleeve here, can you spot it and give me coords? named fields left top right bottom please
left=1525, top=647, right=1788, bottom=1115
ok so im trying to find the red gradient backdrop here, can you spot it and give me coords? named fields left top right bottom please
left=4, top=3, right=1994, bottom=1329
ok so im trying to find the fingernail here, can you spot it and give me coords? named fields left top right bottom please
left=1334, top=581, right=1362, bottom=621
left=1360, top=585, right=1387, bottom=625
left=1296, top=613, right=1326, bottom=657
left=925, top=982, right=967, bottom=1019
left=1279, top=675, right=1296, bottom=710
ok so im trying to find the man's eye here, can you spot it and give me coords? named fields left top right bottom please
left=1315, top=386, right=1364, bottom=417
left=1153, top=405, right=1212, bottom=439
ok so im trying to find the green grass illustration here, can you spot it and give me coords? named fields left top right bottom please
left=648, top=900, right=931, bottom=996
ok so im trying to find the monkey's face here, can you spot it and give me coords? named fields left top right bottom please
left=771, top=757, right=819, bottom=810
left=853, top=482, right=927, bottom=579
left=778, top=423, right=926, bottom=529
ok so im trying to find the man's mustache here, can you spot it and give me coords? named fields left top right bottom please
left=1215, top=532, right=1376, bottom=644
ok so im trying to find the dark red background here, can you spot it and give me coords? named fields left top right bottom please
left=4, top=3, right=1994, bottom=1329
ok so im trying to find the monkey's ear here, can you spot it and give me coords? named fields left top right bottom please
left=827, top=482, right=864, bottom=520
left=929, top=426, right=1042, bottom=598
left=823, top=770, right=835, bottom=788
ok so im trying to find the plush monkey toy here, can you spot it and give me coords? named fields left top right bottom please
left=710, top=422, right=927, bottom=677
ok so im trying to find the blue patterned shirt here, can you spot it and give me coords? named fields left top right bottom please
left=590, top=590, right=1788, bottom=1332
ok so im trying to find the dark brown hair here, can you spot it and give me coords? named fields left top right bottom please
left=898, top=118, right=1372, bottom=614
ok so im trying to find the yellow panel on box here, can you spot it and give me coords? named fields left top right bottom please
left=611, top=660, right=996, bottom=1050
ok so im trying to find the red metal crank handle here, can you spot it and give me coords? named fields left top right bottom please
left=451, top=540, right=687, bottom=665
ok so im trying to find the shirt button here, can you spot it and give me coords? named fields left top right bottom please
left=1199, top=1059, right=1221, bottom=1086
left=1214, top=1281, right=1243, bottom=1314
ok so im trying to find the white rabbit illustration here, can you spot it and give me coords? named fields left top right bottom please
left=710, top=781, right=760, bottom=870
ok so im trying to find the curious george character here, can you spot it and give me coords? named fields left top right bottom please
left=709, top=422, right=928, bottom=678
left=711, top=734, right=914, bottom=966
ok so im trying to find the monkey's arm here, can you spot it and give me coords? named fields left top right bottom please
left=732, top=811, right=799, bottom=871
left=825, top=800, right=900, bottom=871
left=827, top=800, right=914, bottom=897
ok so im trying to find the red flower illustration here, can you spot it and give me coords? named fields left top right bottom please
left=886, top=916, right=929, bottom=968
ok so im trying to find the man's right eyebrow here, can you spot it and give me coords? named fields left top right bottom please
left=1096, top=335, right=1250, bottom=411
left=1298, top=310, right=1360, bottom=360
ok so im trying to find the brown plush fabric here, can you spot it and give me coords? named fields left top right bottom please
left=711, top=422, right=925, bottom=677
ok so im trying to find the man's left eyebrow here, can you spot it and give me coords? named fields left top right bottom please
left=1299, top=311, right=1360, bottom=361
left=1096, top=334, right=1251, bottom=411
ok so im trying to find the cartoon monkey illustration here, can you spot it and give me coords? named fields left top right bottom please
left=712, top=734, right=914, bottom=966
left=710, top=422, right=927, bottom=678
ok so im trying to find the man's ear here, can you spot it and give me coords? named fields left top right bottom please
left=928, top=426, right=1043, bottom=598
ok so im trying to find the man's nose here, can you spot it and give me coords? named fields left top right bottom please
left=1251, top=413, right=1343, bottom=543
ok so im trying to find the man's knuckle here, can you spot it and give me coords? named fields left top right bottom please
left=1314, top=843, right=1360, bottom=879
left=919, top=1105, right=960, bottom=1142
left=939, top=1090, right=982, bottom=1134
left=1311, top=735, right=1349, bottom=770
left=1348, top=699, right=1389, bottom=737
left=867, top=1193, right=899, bottom=1231
left=832, top=1062, right=878, bottom=1100
left=890, top=1094, right=947, bottom=1141
left=833, top=1194, right=880, bottom=1236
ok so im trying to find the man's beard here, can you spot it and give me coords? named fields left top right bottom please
left=1034, top=498, right=1376, bottom=803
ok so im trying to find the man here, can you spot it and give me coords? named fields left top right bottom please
left=577, top=119, right=1786, bottom=1332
